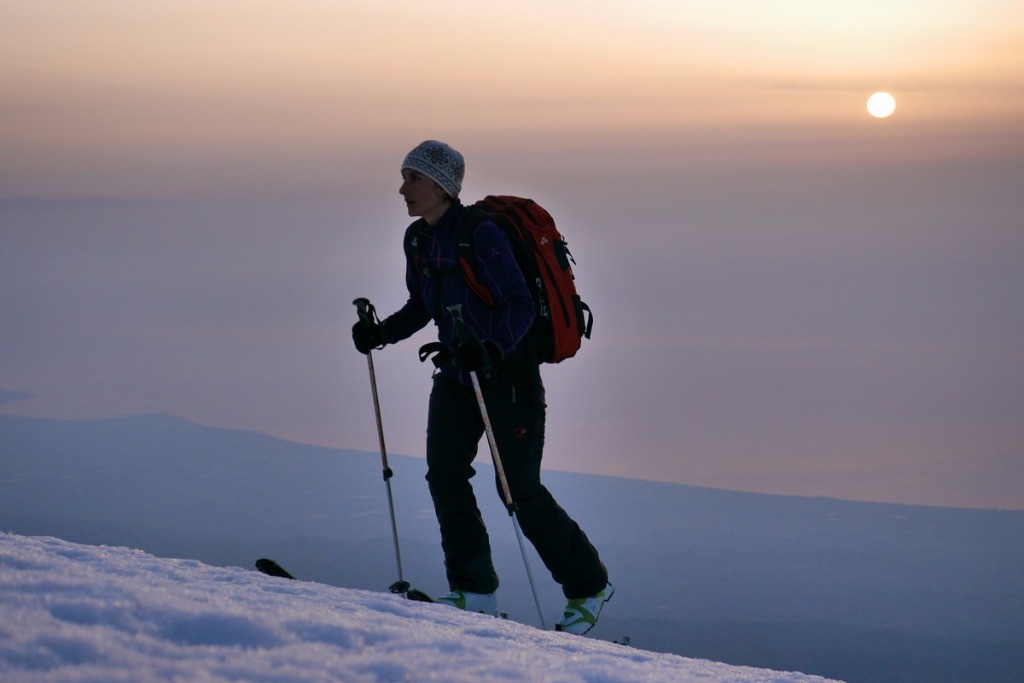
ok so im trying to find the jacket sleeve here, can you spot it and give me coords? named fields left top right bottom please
left=380, top=227, right=431, bottom=343
left=472, top=220, right=535, bottom=357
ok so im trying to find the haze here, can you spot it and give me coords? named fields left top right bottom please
left=2, top=1, right=1022, bottom=508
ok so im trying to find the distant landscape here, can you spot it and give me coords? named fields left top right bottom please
left=2, top=413, right=1021, bottom=682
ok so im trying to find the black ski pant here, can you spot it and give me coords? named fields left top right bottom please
left=425, top=368, right=608, bottom=599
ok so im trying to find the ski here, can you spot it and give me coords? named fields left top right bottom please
left=254, top=559, right=415, bottom=598
left=252, top=559, right=625, bottom=642
left=255, top=558, right=296, bottom=580
left=406, top=588, right=435, bottom=603
left=253, top=560, right=454, bottom=610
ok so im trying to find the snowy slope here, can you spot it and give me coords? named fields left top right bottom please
left=0, top=533, right=840, bottom=683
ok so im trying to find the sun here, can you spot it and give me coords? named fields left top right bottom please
left=867, top=92, right=896, bottom=118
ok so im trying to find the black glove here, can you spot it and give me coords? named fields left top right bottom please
left=452, top=339, right=501, bottom=376
left=352, top=319, right=386, bottom=354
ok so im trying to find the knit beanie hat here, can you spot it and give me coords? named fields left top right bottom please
left=402, top=140, right=464, bottom=199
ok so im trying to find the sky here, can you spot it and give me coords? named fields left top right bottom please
left=2, top=1, right=1023, bottom=509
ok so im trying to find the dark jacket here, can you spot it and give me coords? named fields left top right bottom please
left=382, top=202, right=536, bottom=384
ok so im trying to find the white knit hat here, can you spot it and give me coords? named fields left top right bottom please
left=402, top=140, right=465, bottom=199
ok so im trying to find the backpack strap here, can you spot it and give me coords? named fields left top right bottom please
left=456, top=207, right=497, bottom=306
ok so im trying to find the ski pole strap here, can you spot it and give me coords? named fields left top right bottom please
left=418, top=342, right=450, bottom=368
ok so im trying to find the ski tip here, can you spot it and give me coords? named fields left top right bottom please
left=255, top=558, right=296, bottom=580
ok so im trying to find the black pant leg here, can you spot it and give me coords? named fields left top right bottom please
left=425, top=374, right=498, bottom=594
left=484, top=370, right=609, bottom=600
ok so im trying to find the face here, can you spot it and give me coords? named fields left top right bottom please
left=400, top=169, right=450, bottom=224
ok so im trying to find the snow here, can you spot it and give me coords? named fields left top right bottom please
left=0, top=532, right=839, bottom=683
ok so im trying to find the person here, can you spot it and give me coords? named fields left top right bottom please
left=351, top=140, right=612, bottom=634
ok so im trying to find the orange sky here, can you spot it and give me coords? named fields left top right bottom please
left=2, top=1, right=1022, bottom=197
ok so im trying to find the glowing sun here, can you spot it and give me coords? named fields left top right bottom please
left=867, top=92, right=896, bottom=118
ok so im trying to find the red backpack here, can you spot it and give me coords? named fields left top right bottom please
left=461, top=196, right=592, bottom=363
left=406, top=196, right=593, bottom=363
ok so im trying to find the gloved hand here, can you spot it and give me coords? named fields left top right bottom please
left=452, top=338, right=501, bottom=376
left=352, top=319, right=386, bottom=354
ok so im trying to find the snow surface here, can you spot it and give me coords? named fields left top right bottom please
left=0, top=532, right=840, bottom=683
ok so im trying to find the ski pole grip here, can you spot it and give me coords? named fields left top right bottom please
left=353, top=297, right=377, bottom=325
left=446, top=304, right=472, bottom=344
left=447, top=303, right=493, bottom=376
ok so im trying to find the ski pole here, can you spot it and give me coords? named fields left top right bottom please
left=353, top=297, right=409, bottom=595
left=447, top=304, right=546, bottom=629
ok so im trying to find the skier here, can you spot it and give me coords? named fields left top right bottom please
left=351, top=140, right=612, bottom=635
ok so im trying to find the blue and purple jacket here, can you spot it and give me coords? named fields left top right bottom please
left=382, top=201, right=536, bottom=385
